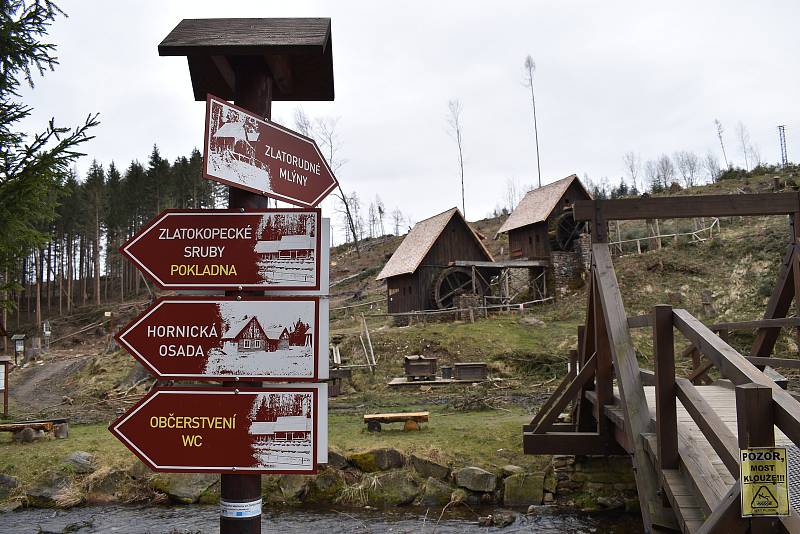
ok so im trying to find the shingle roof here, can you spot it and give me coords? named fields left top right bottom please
left=495, top=174, right=589, bottom=236
left=376, top=207, right=493, bottom=281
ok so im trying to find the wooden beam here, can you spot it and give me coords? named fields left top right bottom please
left=264, top=54, right=293, bottom=95
left=736, top=383, right=781, bottom=534
left=593, top=274, right=614, bottom=434
left=210, top=55, right=236, bottom=93
left=750, top=245, right=797, bottom=359
left=531, top=353, right=597, bottom=433
left=654, top=304, right=678, bottom=471
left=574, top=193, right=800, bottom=222
left=688, top=360, right=714, bottom=384
left=522, top=431, right=625, bottom=455
left=673, top=308, right=800, bottom=445
left=695, top=485, right=748, bottom=534
left=677, top=424, right=728, bottom=515
left=528, top=364, right=575, bottom=428
left=747, top=356, right=800, bottom=369
left=627, top=313, right=652, bottom=329
left=675, top=377, right=739, bottom=476
left=640, top=368, right=656, bottom=386
left=592, top=244, right=674, bottom=532
left=712, top=317, right=800, bottom=331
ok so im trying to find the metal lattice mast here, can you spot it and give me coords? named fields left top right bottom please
left=778, top=125, right=788, bottom=167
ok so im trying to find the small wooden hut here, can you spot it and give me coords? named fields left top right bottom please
left=376, top=207, right=493, bottom=313
left=495, top=174, right=591, bottom=259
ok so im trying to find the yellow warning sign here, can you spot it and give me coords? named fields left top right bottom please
left=740, top=447, right=790, bottom=517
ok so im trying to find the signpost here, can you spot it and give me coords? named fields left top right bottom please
left=110, top=385, right=327, bottom=474
left=121, top=209, right=322, bottom=290
left=204, top=95, right=338, bottom=207
left=739, top=447, right=790, bottom=517
left=116, top=296, right=328, bottom=381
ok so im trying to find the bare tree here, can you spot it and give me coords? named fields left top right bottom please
left=504, top=177, right=522, bottom=213
left=446, top=99, right=466, bottom=217
left=656, top=154, right=676, bottom=189
left=367, top=202, right=377, bottom=238
left=294, top=108, right=361, bottom=256
left=737, top=122, right=752, bottom=171
left=644, top=159, right=659, bottom=191
left=703, top=151, right=721, bottom=182
left=622, top=151, right=641, bottom=192
left=391, top=208, right=403, bottom=235
left=714, top=119, right=730, bottom=169
left=523, top=55, right=542, bottom=188
left=674, top=151, right=700, bottom=188
left=749, top=143, right=762, bottom=168
left=375, top=195, right=385, bottom=236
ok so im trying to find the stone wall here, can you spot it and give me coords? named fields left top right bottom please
left=551, top=455, right=639, bottom=512
left=575, top=232, right=592, bottom=272
left=551, top=252, right=581, bottom=295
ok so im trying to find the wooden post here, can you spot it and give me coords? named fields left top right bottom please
left=653, top=305, right=678, bottom=470
left=2, top=362, right=7, bottom=419
left=219, top=56, right=273, bottom=534
left=593, top=277, right=614, bottom=436
left=735, top=383, right=780, bottom=533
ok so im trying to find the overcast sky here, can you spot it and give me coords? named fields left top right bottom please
left=18, top=1, right=800, bottom=243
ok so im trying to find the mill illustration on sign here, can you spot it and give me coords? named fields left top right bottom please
left=121, top=209, right=321, bottom=290
left=109, top=387, right=318, bottom=473
left=204, top=94, right=338, bottom=207
left=116, top=297, right=321, bottom=381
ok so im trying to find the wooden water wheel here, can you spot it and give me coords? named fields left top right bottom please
left=431, top=267, right=485, bottom=309
left=554, top=211, right=584, bottom=251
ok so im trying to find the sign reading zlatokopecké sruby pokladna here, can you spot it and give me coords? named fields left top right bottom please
left=109, top=386, right=324, bottom=474
left=116, top=296, right=325, bottom=381
left=204, top=94, right=338, bottom=207
left=121, top=209, right=321, bottom=290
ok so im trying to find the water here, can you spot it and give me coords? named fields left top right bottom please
left=0, top=505, right=643, bottom=533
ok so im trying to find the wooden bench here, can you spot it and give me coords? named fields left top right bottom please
left=0, top=418, right=69, bottom=441
left=363, top=411, right=429, bottom=432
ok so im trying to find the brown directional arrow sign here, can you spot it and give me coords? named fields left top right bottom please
left=116, top=296, right=321, bottom=382
left=109, top=386, right=319, bottom=474
left=204, top=94, right=338, bottom=207
left=120, top=208, right=321, bottom=290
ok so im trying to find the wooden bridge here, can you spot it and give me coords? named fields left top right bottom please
left=525, top=193, right=800, bottom=533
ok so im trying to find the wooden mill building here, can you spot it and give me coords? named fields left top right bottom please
left=376, top=207, right=493, bottom=313
left=495, top=174, right=591, bottom=260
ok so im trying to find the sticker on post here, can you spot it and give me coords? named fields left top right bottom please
left=739, top=447, right=790, bottom=517
left=220, top=498, right=262, bottom=518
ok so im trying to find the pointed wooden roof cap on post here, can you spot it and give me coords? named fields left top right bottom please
left=376, top=207, right=493, bottom=281
left=495, top=174, right=590, bottom=237
left=158, top=18, right=334, bottom=101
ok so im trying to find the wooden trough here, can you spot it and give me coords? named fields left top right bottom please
left=404, top=355, right=437, bottom=381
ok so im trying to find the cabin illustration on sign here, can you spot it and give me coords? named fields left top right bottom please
left=221, top=315, right=312, bottom=354
left=255, top=235, right=315, bottom=260
left=249, top=415, right=312, bottom=442
left=211, top=120, right=260, bottom=160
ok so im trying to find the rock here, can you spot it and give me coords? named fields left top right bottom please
left=493, top=511, right=516, bottom=527
left=596, top=495, right=624, bottom=510
left=348, top=448, right=405, bottom=472
left=26, top=470, right=71, bottom=507
left=543, top=468, right=556, bottom=494
left=13, top=427, right=36, bottom=443
left=453, top=466, right=497, bottom=493
left=327, top=449, right=350, bottom=469
left=369, top=471, right=418, bottom=507
left=307, top=470, right=344, bottom=503
left=503, top=472, right=544, bottom=507
left=127, top=460, right=152, bottom=480
left=86, top=468, right=128, bottom=502
left=66, top=451, right=95, bottom=474
left=519, top=316, right=544, bottom=327
left=150, top=473, right=217, bottom=504
left=197, top=480, right=220, bottom=505
left=410, top=454, right=450, bottom=480
left=478, top=516, right=492, bottom=527
left=419, top=477, right=453, bottom=507
left=500, top=465, right=525, bottom=477
left=450, top=488, right=468, bottom=503
left=54, top=423, right=69, bottom=439
left=543, top=492, right=554, bottom=503
left=279, top=475, right=311, bottom=501
left=0, top=474, right=19, bottom=500
left=0, top=499, right=23, bottom=513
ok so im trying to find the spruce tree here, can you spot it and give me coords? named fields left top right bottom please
left=0, top=0, right=98, bottom=311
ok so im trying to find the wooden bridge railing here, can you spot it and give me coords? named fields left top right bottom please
left=654, top=304, right=800, bottom=532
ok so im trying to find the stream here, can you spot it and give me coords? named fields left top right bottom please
left=0, top=504, right=644, bottom=533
